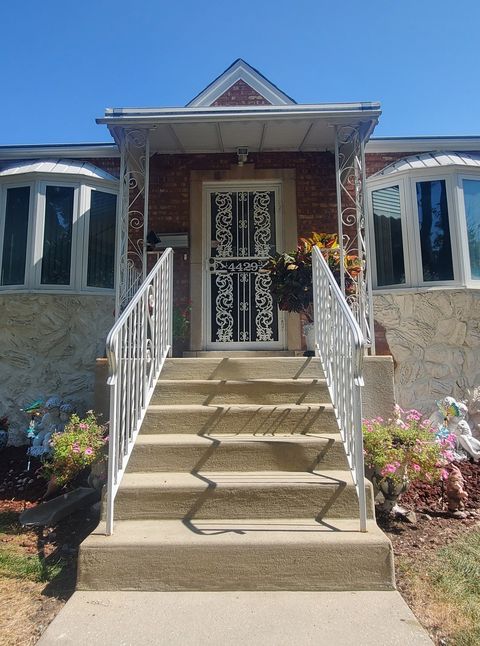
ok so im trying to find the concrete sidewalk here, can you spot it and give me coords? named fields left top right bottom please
left=37, top=590, right=433, bottom=645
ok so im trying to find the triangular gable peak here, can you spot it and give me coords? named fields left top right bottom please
left=187, top=59, right=296, bottom=107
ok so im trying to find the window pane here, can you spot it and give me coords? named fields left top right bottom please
left=372, top=185, right=405, bottom=286
left=463, top=179, right=480, bottom=279
left=416, top=180, right=454, bottom=282
left=1, top=186, right=30, bottom=285
left=87, top=191, right=116, bottom=288
left=41, top=186, right=74, bottom=285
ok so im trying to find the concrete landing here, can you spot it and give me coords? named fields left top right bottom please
left=37, top=590, right=432, bottom=645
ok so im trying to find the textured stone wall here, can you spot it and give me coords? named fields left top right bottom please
left=0, top=294, right=114, bottom=445
left=373, top=290, right=480, bottom=413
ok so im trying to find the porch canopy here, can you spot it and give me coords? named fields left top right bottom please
left=97, top=102, right=381, bottom=154
left=97, top=102, right=381, bottom=348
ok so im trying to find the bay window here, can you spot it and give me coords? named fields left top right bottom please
left=0, top=162, right=118, bottom=293
left=368, top=156, right=480, bottom=290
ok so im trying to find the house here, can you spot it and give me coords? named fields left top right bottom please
left=1, top=59, right=478, bottom=434
left=3, top=58, right=479, bottom=592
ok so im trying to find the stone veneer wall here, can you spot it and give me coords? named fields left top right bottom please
left=0, top=294, right=114, bottom=445
left=373, top=290, right=480, bottom=413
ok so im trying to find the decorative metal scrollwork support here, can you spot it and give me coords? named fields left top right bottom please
left=115, top=127, right=151, bottom=316
left=334, top=124, right=375, bottom=352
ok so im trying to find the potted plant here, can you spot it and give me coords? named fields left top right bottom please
left=264, top=232, right=361, bottom=352
left=41, top=411, right=107, bottom=497
left=172, top=304, right=191, bottom=357
left=362, top=407, right=455, bottom=512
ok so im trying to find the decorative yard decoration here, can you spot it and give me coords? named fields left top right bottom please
left=41, top=411, right=107, bottom=497
left=430, top=396, right=480, bottom=462
left=363, top=407, right=455, bottom=512
left=445, top=465, right=469, bottom=517
left=265, top=232, right=362, bottom=350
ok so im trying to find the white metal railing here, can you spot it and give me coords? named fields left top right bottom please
left=105, top=248, right=173, bottom=535
left=312, top=246, right=367, bottom=532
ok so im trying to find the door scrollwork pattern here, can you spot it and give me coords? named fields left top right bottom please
left=255, top=273, right=274, bottom=342
left=215, top=273, right=234, bottom=342
left=214, top=193, right=233, bottom=258
left=253, top=192, right=272, bottom=257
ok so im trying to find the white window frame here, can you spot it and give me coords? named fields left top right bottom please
left=367, top=165, right=480, bottom=292
left=0, top=172, right=118, bottom=294
left=0, top=181, right=35, bottom=290
left=81, top=186, right=118, bottom=292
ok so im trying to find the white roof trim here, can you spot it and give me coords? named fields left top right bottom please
left=0, top=159, right=118, bottom=182
left=186, top=59, right=296, bottom=107
left=0, top=144, right=119, bottom=160
left=371, top=151, right=480, bottom=178
left=367, top=137, right=480, bottom=153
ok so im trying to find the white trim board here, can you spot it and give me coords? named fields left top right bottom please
left=187, top=59, right=296, bottom=107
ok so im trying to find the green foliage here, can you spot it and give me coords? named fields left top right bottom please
left=362, top=408, right=454, bottom=485
left=264, top=232, right=361, bottom=322
left=0, top=549, right=64, bottom=583
left=429, top=531, right=480, bottom=646
left=42, top=412, right=106, bottom=487
left=172, top=304, right=190, bottom=340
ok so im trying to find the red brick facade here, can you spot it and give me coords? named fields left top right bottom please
left=211, top=80, right=271, bottom=106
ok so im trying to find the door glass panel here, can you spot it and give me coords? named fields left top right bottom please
left=1, top=186, right=30, bottom=285
left=463, top=179, right=480, bottom=280
left=87, top=191, right=116, bottom=288
left=371, top=185, right=405, bottom=286
left=416, top=179, right=454, bottom=282
left=41, top=186, right=74, bottom=285
left=209, top=190, right=278, bottom=344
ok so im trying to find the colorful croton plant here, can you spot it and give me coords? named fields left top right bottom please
left=265, top=232, right=362, bottom=323
left=362, top=406, right=456, bottom=485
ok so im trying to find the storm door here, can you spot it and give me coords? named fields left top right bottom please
left=205, top=186, right=284, bottom=349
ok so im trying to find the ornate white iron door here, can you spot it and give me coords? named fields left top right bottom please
left=206, top=187, right=283, bottom=349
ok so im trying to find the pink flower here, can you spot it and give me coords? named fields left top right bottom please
left=440, top=469, right=449, bottom=480
left=84, top=447, right=93, bottom=456
left=79, top=423, right=88, bottom=430
left=443, top=450, right=454, bottom=462
left=411, top=463, right=421, bottom=472
left=103, top=436, right=109, bottom=444
left=380, top=463, right=398, bottom=476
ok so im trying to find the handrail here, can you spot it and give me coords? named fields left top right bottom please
left=105, top=248, right=173, bottom=535
left=312, top=246, right=367, bottom=532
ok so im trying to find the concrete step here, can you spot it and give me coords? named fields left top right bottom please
left=142, top=403, right=338, bottom=435
left=151, top=379, right=329, bottom=406
left=160, top=357, right=325, bottom=381
left=78, top=518, right=394, bottom=592
left=112, top=471, right=374, bottom=521
left=127, top=434, right=348, bottom=473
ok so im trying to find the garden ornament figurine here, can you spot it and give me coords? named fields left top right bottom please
left=445, top=465, right=468, bottom=515
left=30, top=395, right=63, bottom=458
left=430, top=396, right=480, bottom=461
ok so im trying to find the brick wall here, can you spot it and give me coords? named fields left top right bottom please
left=211, top=80, right=271, bottom=106
left=147, top=151, right=337, bottom=308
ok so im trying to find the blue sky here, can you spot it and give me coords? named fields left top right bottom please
left=1, top=0, right=478, bottom=145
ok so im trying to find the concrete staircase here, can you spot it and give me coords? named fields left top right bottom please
left=78, top=357, right=395, bottom=592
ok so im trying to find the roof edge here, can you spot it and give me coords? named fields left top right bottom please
left=367, top=136, right=480, bottom=153
left=0, top=143, right=119, bottom=160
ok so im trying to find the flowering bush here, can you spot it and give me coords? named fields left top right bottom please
left=362, top=407, right=455, bottom=486
left=264, top=232, right=362, bottom=322
left=42, top=412, right=107, bottom=487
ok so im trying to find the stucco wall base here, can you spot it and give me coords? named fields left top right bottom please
left=374, top=290, right=480, bottom=414
left=0, top=294, right=114, bottom=445
left=362, top=356, right=396, bottom=420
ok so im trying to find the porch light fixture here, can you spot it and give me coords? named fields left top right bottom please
left=237, top=146, right=249, bottom=166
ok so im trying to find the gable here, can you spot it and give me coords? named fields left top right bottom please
left=212, top=79, right=272, bottom=107
left=187, top=58, right=296, bottom=107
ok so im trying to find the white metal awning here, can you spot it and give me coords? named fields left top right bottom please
left=97, top=103, right=382, bottom=154
left=0, top=158, right=118, bottom=182
left=372, top=151, right=480, bottom=178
